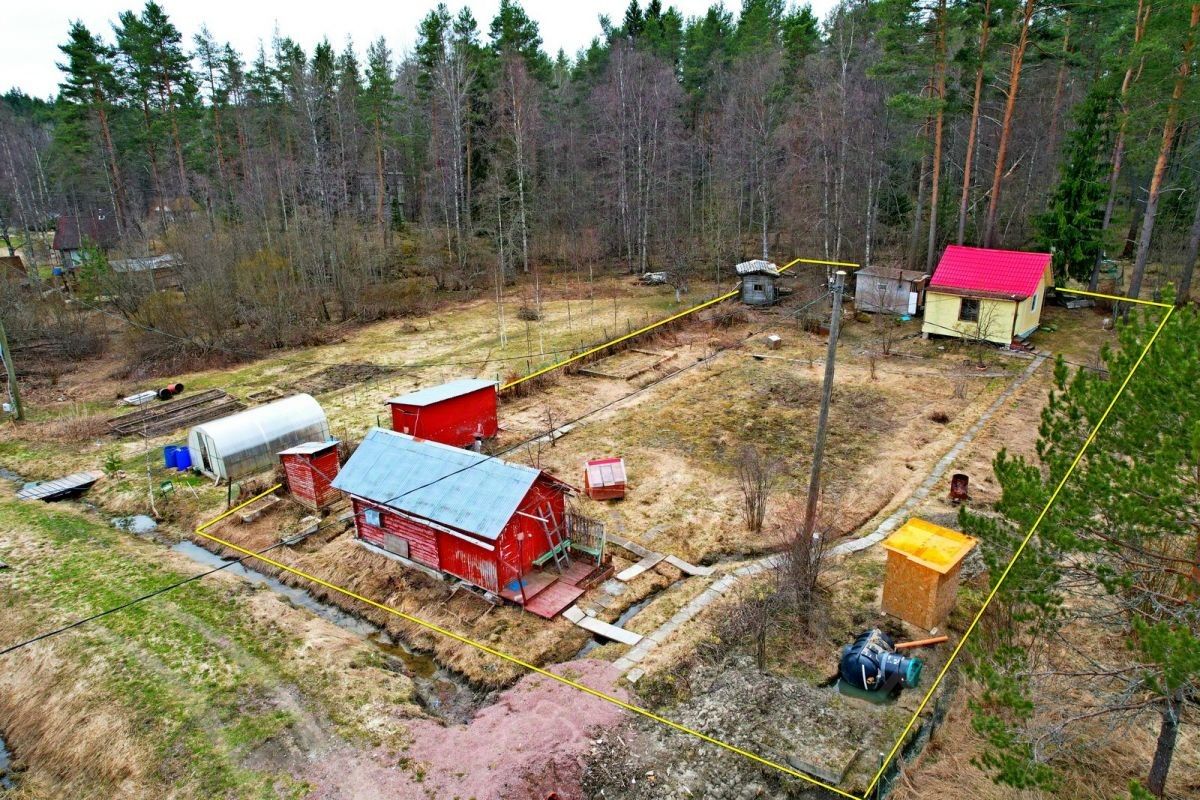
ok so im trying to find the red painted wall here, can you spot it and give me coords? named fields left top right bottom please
left=351, top=497, right=440, bottom=568
left=389, top=386, right=498, bottom=448
left=438, top=535, right=501, bottom=593
left=501, top=476, right=569, bottom=574
left=348, top=473, right=569, bottom=597
left=281, top=447, right=340, bottom=509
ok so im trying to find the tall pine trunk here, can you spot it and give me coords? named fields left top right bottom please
left=1092, top=0, right=1151, bottom=290
left=983, top=0, right=1036, bottom=248
left=957, top=0, right=990, bottom=246
left=1147, top=689, right=1184, bottom=797
left=926, top=0, right=948, bottom=271
left=1178, top=184, right=1200, bottom=304
left=1128, top=3, right=1199, bottom=304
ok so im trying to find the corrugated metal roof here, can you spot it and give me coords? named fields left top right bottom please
left=735, top=259, right=780, bottom=277
left=332, top=428, right=540, bottom=540
left=387, top=378, right=496, bottom=407
left=857, top=265, right=927, bottom=282
left=929, top=245, right=1050, bottom=300
left=277, top=440, right=339, bottom=456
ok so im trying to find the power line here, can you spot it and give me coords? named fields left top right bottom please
left=0, top=308, right=762, bottom=658
left=0, top=536, right=292, bottom=658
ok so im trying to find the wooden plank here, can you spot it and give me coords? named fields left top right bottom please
left=108, top=389, right=226, bottom=428
left=663, top=554, right=715, bottom=577
left=562, top=605, right=644, bottom=644
left=615, top=553, right=665, bottom=582
left=523, top=582, right=585, bottom=619
left=16, top=470, right=104, bottom=501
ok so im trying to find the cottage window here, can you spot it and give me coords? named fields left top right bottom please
left=959, top=298, right=980, bottom=322
left=877, top=282, right=888, bottom=292
left=1031, top=292, right=1037, bottom=311
left=752, top=282, right=764, bottom=292
left=364, top=507, right=381, bottom=527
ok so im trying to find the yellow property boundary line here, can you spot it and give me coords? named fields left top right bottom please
left=862, top=286, right=1173, bottom=797
left=195, top=496, right=859, bottom=799
left=500, top=256, right=859, bottom=391
left=196, top=284, right=1171, bottom=800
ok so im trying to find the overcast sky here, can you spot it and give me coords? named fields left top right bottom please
left=4, top=1, right=839, bottom=99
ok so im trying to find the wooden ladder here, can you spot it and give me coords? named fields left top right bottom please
left=538, top=502, right=572, bottom=574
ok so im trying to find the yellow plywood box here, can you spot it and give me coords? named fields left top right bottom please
left=882, top=519, right=977, bottom=631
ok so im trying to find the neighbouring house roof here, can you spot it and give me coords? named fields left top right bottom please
left=332, top=428, right=570, bottom=541
left=735, top=259, right=780, bottom=277
left=110, top=253, right=181, bottom=273
left=52, top=211, right=119, bottom=251
left=928, top=245, right=1051, bottom=301
left=856, top=265, right=928, bottom=283
left=387, top=378, right=496, bottom=407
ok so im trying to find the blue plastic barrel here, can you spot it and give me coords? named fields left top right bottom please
left=173, top=447, right=192, bottom=471
left=163, top=445, right=179, bottom=468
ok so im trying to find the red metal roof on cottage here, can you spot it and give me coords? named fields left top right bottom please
left=929, top=245, right=1051, bottom=301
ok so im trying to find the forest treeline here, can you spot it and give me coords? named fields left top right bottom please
left=1, top=0, right=1198, bottom=363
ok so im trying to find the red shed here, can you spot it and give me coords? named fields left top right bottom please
left=332, top=429, right=604, bottom=618
left=387, top=379, right=498, bottom=448
left=278, top=441, right=340, bottom=510
left=584, top=457, right=627, bottom=500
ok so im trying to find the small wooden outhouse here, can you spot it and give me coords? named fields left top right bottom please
left=278, top=440, right=340, bottom=510
left=736, top=260, right=783, bottom=306
left=881, top=518, right=976, bottom=631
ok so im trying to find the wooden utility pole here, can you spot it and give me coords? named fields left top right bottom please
left=0, top=315, right=24, bottom=421
left=802, top=270, right=846, bottom=539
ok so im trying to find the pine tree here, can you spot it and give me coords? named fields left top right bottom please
left=1035, top=84, right=1112, bottom=283
left=55, top=21, right=128, bottom=229
left=964, top=297, right=1200, bottom=797
left=489, top=0, right=552, bottom=80
left=362, top=38, right=395, bottom=242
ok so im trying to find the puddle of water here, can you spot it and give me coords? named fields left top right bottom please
left=171, top=541, right=481, bottom=722
left=0, top=467, right=24, bottom=483
left=112, top=515, right=158, bottom=535
left=0, top=733, right=15, bottom=789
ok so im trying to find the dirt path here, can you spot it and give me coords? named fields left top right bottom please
left=304, top=659, right=627, bottom=800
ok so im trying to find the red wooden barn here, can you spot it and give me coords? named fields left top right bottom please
left=331, top=428, right=600, bottom=618
left=584, top=457, right=627, bottom=500
left=278, top=441, right=340, bottom=510
left=386, top=379, right=498, bottom=448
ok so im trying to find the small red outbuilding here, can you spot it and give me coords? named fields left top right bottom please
left=386, top=378, right=498, bottom=448
left=278, top=441, right=340, bottom=510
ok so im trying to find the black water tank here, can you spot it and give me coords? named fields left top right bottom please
left=839, top=628, right=922, bottom=694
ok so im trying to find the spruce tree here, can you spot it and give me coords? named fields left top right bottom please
left=1036, top=83, right=1113, bottom=283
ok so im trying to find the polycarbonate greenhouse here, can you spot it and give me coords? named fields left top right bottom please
left=187, top=394, right=330, bottom=481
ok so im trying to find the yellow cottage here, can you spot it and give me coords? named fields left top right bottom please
left=921, top=245, right=1053, bottom=345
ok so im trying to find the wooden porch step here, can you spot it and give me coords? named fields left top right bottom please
left=523, top=581, right=586, bottom=619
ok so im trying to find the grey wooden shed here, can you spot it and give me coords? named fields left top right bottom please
left=854, top=266, right=928, bottom=315
left=736, top=260, right=783, bottom=306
